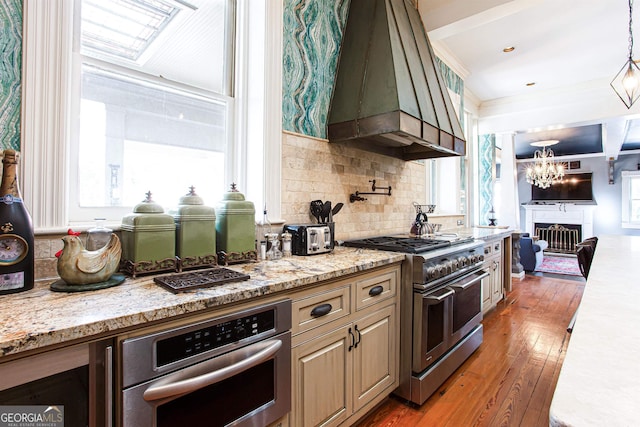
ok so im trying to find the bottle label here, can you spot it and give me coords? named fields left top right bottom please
left=0, top=272, right=25, bottom=290
left=1, top=194, right=23, bottom=204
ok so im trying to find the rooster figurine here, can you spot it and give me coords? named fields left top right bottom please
left=56, top=233, right=122, bottom=285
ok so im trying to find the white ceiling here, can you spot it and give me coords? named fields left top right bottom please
left=417, top=0, right=640, bottom=157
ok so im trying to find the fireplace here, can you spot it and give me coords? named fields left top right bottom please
left=534, top=223, right=582, bottom=254
left=523, top=203, right=596, bottom=250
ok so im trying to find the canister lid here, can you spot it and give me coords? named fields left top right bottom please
left=216, top=183, right=255, bottom=215
left=178, top=186, right=204, bottom=206
left=222, top=183, right=246, bottom=201
left=172, top=186, right=216, bottom=220
left=133, top=191, right=165, bottom=213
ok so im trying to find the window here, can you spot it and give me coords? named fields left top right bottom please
left=425, top=89, right=467, bottom=217
left=622, top=170, right=640, bottom=228
left=71, top=0, right=233, bottom=221
left=21, top=0, right=283, bottom=230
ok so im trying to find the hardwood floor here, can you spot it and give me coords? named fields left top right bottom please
left=356, top=274, right=585, bottom=427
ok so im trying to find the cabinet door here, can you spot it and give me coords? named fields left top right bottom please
left=352, top=304, right=397, bottom=412
left=292, top=327, right=352, bottom=427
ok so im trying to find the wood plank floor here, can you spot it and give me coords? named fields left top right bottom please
left=356, top=273, right=585, bottom=427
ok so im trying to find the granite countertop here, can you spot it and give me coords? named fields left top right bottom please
left=0, top=247, right=404, bottom=359
left=549, top=235, right=640, bottom=426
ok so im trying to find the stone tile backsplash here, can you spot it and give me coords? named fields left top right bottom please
left=281, top=131, right=464, bottom=241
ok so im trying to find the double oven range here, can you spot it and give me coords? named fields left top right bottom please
left=344, top=235, right=488, bottom=405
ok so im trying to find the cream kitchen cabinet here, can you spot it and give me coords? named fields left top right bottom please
left=482, top=239, right=503, bottom=313
left=290, top=264, right=400, bottom=427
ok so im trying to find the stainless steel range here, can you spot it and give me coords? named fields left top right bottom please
left=343, top=235, right=488, bottom=405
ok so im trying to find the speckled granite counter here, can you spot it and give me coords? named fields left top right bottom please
left=0, top=247, right=404, bottom=359
left=549, top=235, right=640, bottom=426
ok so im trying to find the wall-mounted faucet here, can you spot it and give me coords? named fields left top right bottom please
left=349, top=180, right=392, bottom=203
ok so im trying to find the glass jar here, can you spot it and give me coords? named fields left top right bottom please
left=86, top=218, right=112, bottom=251
left=265, top=233, right=282, bottom=260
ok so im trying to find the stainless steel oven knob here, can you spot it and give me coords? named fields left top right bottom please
left=444, top=261, right=453, bottom=274
left=457, top=256, right=467, bottom=267
left=426, top=267, right=438, bottom=280
left=478, top=253, right=485, bottom=262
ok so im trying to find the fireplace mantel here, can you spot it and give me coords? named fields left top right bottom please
left=522, top=203, right=596, bottom=239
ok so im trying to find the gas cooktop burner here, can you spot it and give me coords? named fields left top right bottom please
left=342, top=236, right=452, bottom=253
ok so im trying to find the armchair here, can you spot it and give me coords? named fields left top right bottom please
left=519, top=233, right=548, bottom=272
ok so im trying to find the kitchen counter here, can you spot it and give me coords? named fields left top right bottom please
left=434, top=226, right=514, bottom=242
left=0, top=247, right=404, bottom=359
left=468, top=226, right=514, bottom=241
left=549, top=235, right=640, bottom=426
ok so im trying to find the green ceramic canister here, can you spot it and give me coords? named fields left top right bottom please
left=215, top=184, right=256, bottom=254
left=171, top=187, right=216, bottom=262
left=121, top=192, right=176, bottom=264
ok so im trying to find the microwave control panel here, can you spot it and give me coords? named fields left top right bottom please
left=156, top=310, right=275, bottom=367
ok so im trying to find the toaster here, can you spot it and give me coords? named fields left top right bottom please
left=283, top=224, right=334, bottom=255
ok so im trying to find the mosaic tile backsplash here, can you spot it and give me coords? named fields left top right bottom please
left=0, top=0, right=22, bottom=151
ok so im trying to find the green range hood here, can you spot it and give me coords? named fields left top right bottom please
left=328, top=0, right=466, bottom=161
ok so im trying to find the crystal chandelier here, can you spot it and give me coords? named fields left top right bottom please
left=611, top=0, right=640, bottom=108
left=525, top=140, right=565, bottom=189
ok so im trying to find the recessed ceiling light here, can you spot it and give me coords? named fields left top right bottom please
left=503, top=46, right=515, bottom=53
left=526, top=82, right=536, bottom=86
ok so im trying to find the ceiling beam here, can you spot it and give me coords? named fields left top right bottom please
left=602, top=119, right=628, bottom=160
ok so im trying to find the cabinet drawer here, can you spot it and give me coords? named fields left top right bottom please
left=483, top=244, right=492, bottom=257
left=484, top=241, right=501, bottom=257
left=292, top=285, right=351, bottom=336
left=355, top=270, right=397, bottom=311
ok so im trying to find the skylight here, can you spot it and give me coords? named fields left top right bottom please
left=81, top=0, right=188, bottom=61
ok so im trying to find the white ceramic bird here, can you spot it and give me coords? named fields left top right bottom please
left=56, top=234, right=122, bottom=285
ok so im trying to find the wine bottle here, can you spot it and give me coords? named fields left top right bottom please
left=0, top=149, right=34, bottom=294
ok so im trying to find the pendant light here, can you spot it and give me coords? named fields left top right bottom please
left=611, top=0, right=640, bottom=108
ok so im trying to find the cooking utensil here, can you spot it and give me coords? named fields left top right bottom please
left=331, top=202, right=344, bottom=216
left=310, top=200, right=323, bottom=223
left=321, top=201, right=332, bottom=223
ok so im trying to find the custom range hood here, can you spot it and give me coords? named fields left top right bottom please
left=328, top=0, right=465, bottom=161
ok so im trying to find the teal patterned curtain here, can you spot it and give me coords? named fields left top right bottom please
left=0, top=0, right=22, bottom=151
left=478, top=134, right=495, bottom=225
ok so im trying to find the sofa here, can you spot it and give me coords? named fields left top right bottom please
left=519, top=233, right=548, bottom=272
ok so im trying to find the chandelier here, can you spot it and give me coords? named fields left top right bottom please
left=611, top=0, right=640, bottom=108
left=525, top=140, right=565, bottom=189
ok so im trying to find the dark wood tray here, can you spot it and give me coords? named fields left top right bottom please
left=154, top=267, right=250, bottom=293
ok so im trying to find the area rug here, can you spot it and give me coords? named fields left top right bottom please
left=536, top=255, right=582, bottom=276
